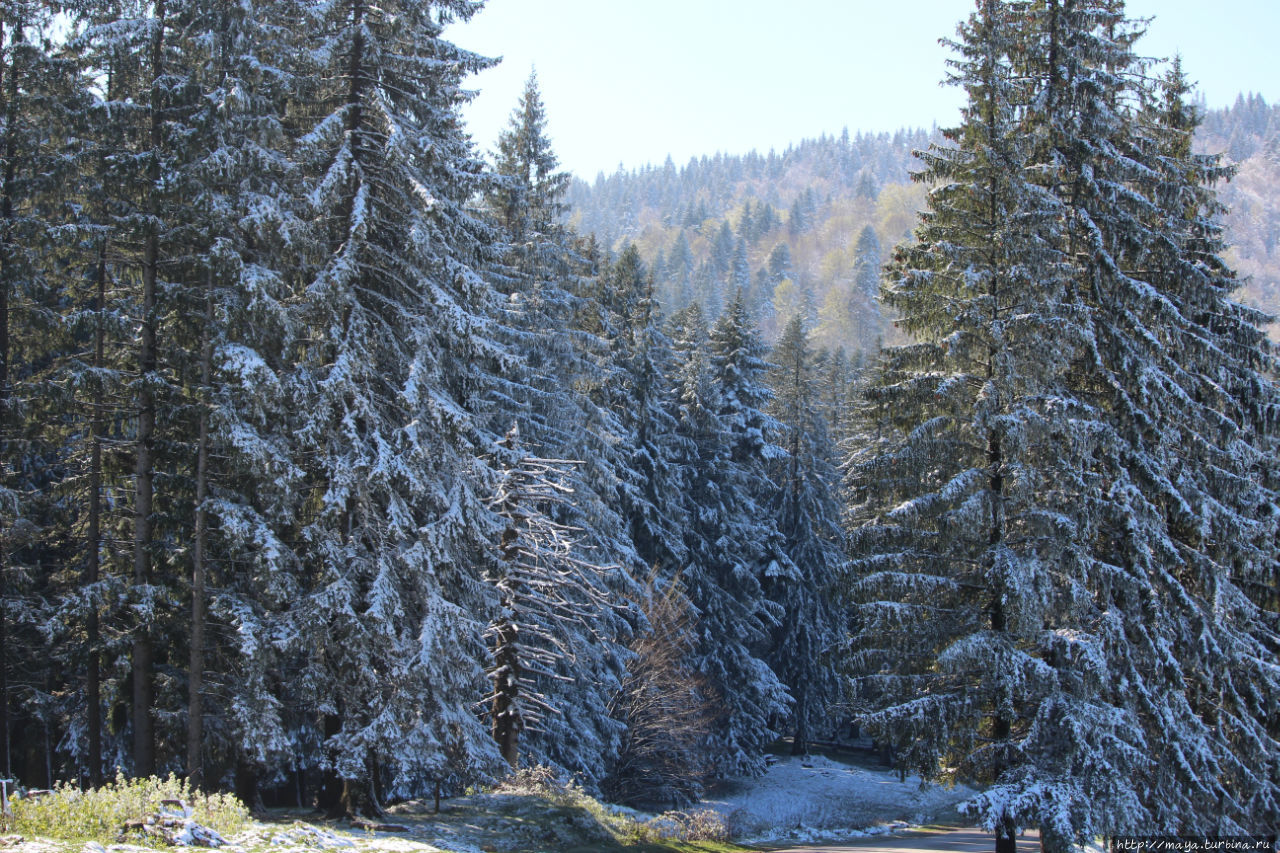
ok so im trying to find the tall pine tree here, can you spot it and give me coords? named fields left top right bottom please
left=283, top=0, right=507, bottom=812
left=671, top=295, right=792, bottom=777
left=765, top=316, right=845, bottom=755
left=845, top=1, right=1145, bottom=846
left=483, top=72, right=639, bottom=787
left=848, top=0, right=1280, bottom=843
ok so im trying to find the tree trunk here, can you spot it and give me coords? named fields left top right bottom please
left=0, top=540, right=7, bottom=781
left=0, top=13, right=24, bottom=784
left=346, top=0, right=365, bottom=140
left=233, top=761, right=261, bottom=812
left=187, top=285, right=213, bottom=787
left=336, top=763, right=381, bottom=820
left=86, top=239, right=108, bottom=788
left=491, top=616, right=520, bottom=770
left=790, top=695, right=807, bottom=755
left=995, top=816, right=1018, bottom=853
left=491, top=428, right=522, bottom=770
left=132, top=0, right=166, bottom=779
left=979, top=55, right=1012, bottom=836
left=317, top=713, right=343, bottom=814
left=988, top=428, right=1014, bottom=853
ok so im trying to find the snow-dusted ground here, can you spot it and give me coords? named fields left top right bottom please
left=2, top=756, right=978, bottom=852
left=700, top=753, right=977, bottom=844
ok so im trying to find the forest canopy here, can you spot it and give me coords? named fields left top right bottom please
left=0, top=0, right=1276, bottom=844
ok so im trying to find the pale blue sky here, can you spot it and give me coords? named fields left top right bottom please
left=447, top=1, right=1279, bottom=179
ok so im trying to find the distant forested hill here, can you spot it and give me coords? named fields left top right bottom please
left=1201, top=94, right=1280, bottom=338
left=569, top=95, right=1280, bottom=347
left=566, top=127, right=940, bottom=356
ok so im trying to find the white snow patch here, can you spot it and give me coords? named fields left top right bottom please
left=699, top=753, right=976, bottom=842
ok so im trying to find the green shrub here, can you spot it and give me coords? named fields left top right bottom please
left=491, top=766, right=735, bottom=846
left=622, top=809, right=730, bottom=844
left=5, top=773, right=250, bottom=843
left=659, top=808, right=730, bottom=842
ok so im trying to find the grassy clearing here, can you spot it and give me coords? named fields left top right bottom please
left=0, top=769, right=760, bottom=852
left=376, top=767, right=760, bottom=852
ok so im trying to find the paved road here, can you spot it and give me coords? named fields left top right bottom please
left=767, top=827, right=1040, bottom=853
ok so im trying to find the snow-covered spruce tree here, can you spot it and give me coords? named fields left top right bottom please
left=603, top=246, right=689, bottom=579
left=484, top=423, right=625, bottom=777
left=815, top=345, right=863, bottom=450
left=47, top=185, right=137, bottom=790
left=33, top=0, right=307, bottom=789
left=663, top=231, right=695, bottom=314
left=482, top=72, right=639, bottom=787
left=1140, top=58, right=1280, bottom=621
left=37, top=32, right=142, bottom=786
left=73, top=0, right=213, bottom=775
left=765, top=315, right=845, bottom=755
left=487, top=69, right=570, bottom=260
left=0, top=1, right=108, bottom=783
left=845, top=1, right=1149, bottom=847
left=166, top=0, right=307, bottom=790
left=597, top=247, right=719, bottom=801
left=283, top=0, right=505, bottom=814
left=728, top=237, right=751, bottom=303
left=1006, top=1, right=1280, bottom=832
left=850, top=224, right=884, bottom=350
left=849, top=0, right=1280, bottom=843
left=670, top=297, right=792, bottom=778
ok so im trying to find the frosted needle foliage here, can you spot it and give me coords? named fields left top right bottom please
left=844, top=0, right=1280, bottom=845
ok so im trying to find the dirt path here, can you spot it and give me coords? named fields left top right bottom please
left=766, top=827, right=1041, bottom=853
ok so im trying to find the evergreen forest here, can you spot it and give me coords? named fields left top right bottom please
left=0, top=0, right=1276, bottom=846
